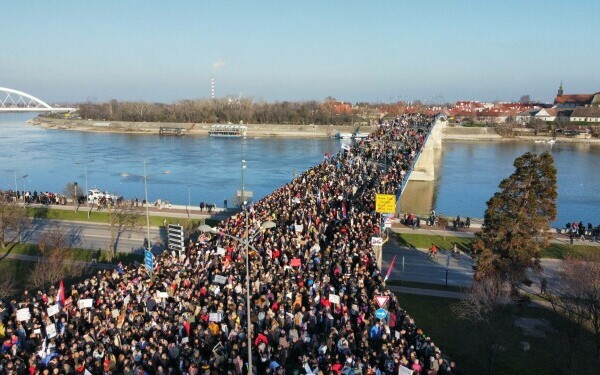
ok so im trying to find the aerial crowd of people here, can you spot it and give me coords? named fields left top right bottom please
left=0, top=114, right=460, bottom=375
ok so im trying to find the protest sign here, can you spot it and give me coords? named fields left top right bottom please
left=328, top=294, right=340, bottom=304
left=156, top=291, right=169, bottom=299
left=77, top=299, right=93, bottom=309
left=213, top=275, right=227, bottom=285
left=47, top=304, right=59, bottom=317
left=46, top=324, right=57, bottom=339
left=16, top=308, right=30, bottom=321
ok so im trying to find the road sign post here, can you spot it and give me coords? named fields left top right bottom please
left=167, top=224, right=185, bottom=257
left=144, top=250, right=154, bottom=274
left=375, top=295, right=390, bottom=308
left=375, top=308, right=388, bottom=320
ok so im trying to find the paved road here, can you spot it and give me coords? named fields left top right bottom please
left=11, top=218, right=163, bottom=254
left=382, top=236, right=564, bottom=292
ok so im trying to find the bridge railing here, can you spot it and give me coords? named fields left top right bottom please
left=395, top=114, right=443, bottom=200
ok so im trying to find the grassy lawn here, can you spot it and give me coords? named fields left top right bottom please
left=396, top=233, right=600, bottom=260
left=25, top=206, right=220, bottom=228
left=539, top=242, right=600, bottom=260
left=396, top=233, right=474, bottom=252
left=2, top=242, right=142, bottom=264
left=395, top=292, right=599, bottom=374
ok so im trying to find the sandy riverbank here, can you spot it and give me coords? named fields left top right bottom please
left=29, top=117, right=376, bottom=138
left=29, top=118, right=600, bottom=143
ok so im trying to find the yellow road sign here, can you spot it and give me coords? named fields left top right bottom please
left=375, top=194, right=396, bottom=213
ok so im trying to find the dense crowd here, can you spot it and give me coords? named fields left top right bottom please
left=0, top=114, right=459, bottom=375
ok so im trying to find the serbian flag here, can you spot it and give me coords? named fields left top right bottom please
left=384, top=255, right=396, bottom=282
left=56, top=280, right=65, bottom=307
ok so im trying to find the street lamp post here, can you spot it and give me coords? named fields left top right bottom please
left=121, top=162, right=171, bottom=252
left=75, top=161, right=92, bottom=218
left=241, top=159, right=252, bottom=374
left=187, top=184, right=191, bottom=219
left=198, top=220, right=275, bottom=375
left=13, top=172, right=28, bottom=202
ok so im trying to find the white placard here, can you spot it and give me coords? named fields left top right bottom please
left=46, top=324, right=57, bottom=339
left=398, top=365, right=413, bottom=375
left=216, top=247, right=226, bottom=256
left=371, top=236, right=383, bottom=246
left=16, top=308, right=31, bottom=321
left=47, top=304, right=59, bottom=317
left=209, top=313, right=222, bottom=322
left=157, top=291, right=169, bottom=299
left=77, top=299, right=93, bottom=309
left=294, top=224, right=303, bottom=233
left=181, top=337, right=189, bottom=344
left=111, top=309, right=120, bottom=319
left=213, top=275, right=227, bottom=285
left=328, top=294, right=340, bottom=304
left=123, top=295, right=131, bottom=308
left=34, top=328, right=41, bottom=335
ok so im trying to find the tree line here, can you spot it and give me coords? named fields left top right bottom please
left=75, top=98, right=371, bottom=125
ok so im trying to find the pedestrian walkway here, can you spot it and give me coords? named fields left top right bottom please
left=391, top=223, right=600, bottom=247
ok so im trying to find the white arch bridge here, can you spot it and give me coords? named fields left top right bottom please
left=0, top=87, right=75, bottom=113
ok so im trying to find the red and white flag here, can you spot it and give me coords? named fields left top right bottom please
left=56, top=280, right=65, bottom=307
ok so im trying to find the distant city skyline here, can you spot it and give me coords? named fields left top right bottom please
left=2, top=0, right=599, bottom=104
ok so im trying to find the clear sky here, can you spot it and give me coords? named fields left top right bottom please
left=2, top=0, right=599, bottom=104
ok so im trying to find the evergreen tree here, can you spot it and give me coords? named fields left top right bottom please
left=473, top=152, right=557, bottom=293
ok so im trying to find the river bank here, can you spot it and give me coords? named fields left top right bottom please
left=30, top=117, right=600, bottom=143
left=29, top=117, right=376, bottom=138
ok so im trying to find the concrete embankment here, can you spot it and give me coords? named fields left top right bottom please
left=443, top=126, right=600, bottom=143
left=30, top=117, right=376, bottom=138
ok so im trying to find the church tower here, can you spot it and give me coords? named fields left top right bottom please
left=557, top=82, right=564, bottom=96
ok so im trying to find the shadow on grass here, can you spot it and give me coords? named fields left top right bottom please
left=395, top=234, right=417, bottom=249
left=26, top=206, right=50, bottom=219
left=395, top=292, right=600, bottom=375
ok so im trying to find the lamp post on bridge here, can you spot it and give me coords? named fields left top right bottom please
left=198, top=219, right=276, bottom=375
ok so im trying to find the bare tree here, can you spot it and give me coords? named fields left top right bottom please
left=28, top=226, right=87, bottom=290
left=554, top=255, right=600, bottom=357
left=452, top=274, right=512, bottom=375
left=107, top=206, right=142, bottom=262
left=519, top=95, right=531, bottom=104
left=64, top=182, right=84, bottom=209
left=0, top=196, right=28, bottom=254
left=545, top=258, right=588, bottom=369
left=0, top=269, right=17, bottom=299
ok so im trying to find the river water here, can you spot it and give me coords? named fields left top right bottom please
left=2, top=114, right=598, bottom=225
left=0, top=114, right=341, bottom=208
left=400, top=140, right=600, bottom=226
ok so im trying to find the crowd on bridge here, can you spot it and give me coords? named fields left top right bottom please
left=0, top=114, right=460, bottom=375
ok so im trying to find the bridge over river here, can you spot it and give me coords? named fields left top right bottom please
left=1, top=98, right=452, bottom=374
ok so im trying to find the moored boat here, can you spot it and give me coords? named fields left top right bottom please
left=209, top=124, right=248, bottom=137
